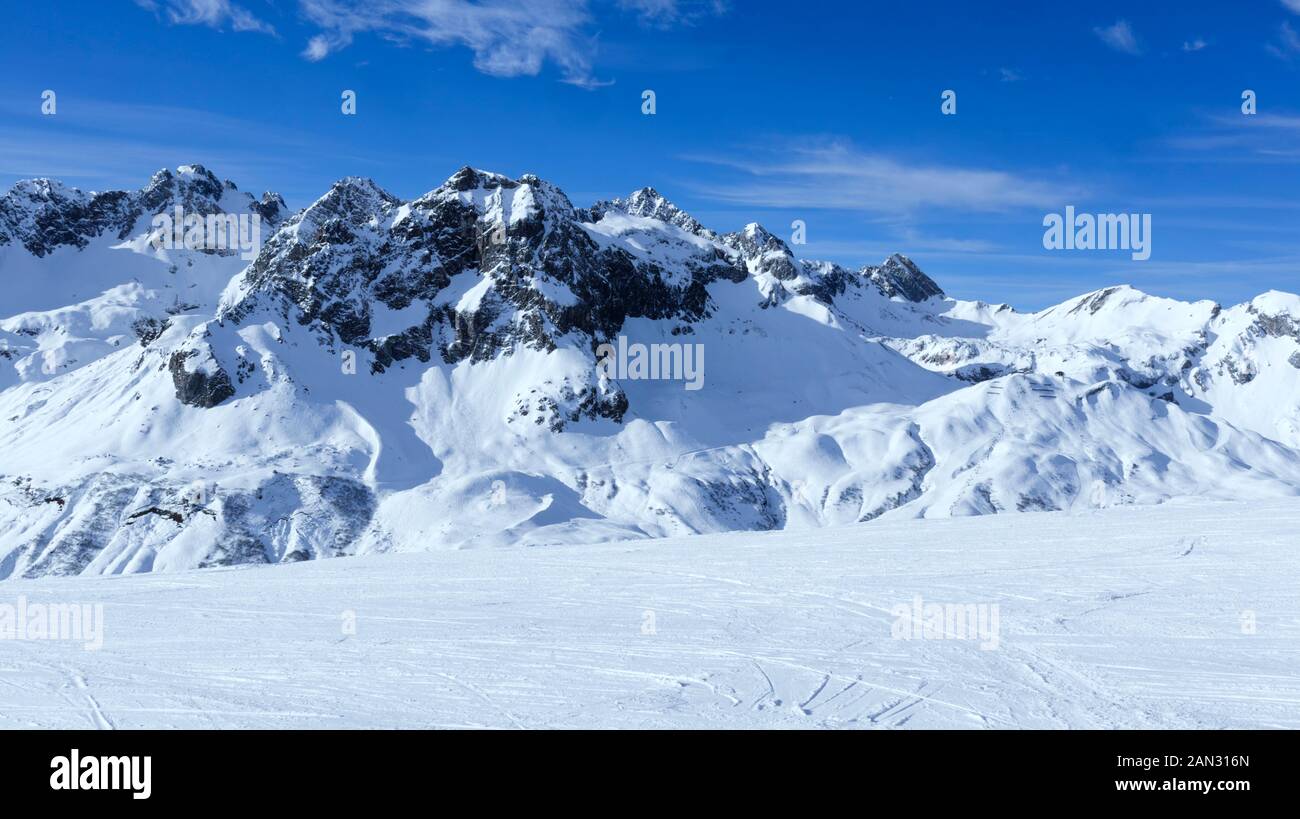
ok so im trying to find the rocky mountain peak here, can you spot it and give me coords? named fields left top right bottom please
left=865, top=253, right=945, bottom=302
left=298, top=176, right=399, bottom=224
left=0, top=165, right=288, bottom=257
left=722, top=222, right=800, bottom=281
left=594, top=187, right=712, bottom=238
left=252, top=191, right=288, bottom=223
left=441, top=166, right=515, bottom=193
left=8, top=163, right=1300, bottom=582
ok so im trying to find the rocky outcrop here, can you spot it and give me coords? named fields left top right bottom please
left=866, top=253, right=945, bottom=302
left=168, top=349, right=235, bottom=408
left=0, top=164, right=285, bottom=257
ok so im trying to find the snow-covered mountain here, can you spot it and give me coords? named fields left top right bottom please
left=3, top=164, right=1299, bottom=578
left=0, top=164, right=285, bottom=391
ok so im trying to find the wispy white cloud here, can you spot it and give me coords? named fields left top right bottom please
left=1094, top=19, right=1141, bottom=55
left=682, top=139, right=1083, bottom=215
left=133, top=0, right=277, bottom=35
left=298, top=0, right=600, bottom=85
left=797, top=237, right=1001, bottom=262
left=134, top=1, right=724, bottom=88
left=1163, top=109, right=1300, bottom=165
left=893, top=228, right=1001, bottom=253
left=1267, top=20, right=1300, bottom=59
left=617, top=0, right=726, bottom=27
left=1220, top=111, right=1300, bottom=130
left=999, top=67, right=1022, bottom=82
left=1182, top=38, right=1207, bottom=52
left=1283, top=0, right=1300, bottom=14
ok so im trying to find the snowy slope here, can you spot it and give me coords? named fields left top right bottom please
left=0, top=165, right=283, bottom=391
left=2, top=165, right=1300, bottom=578
left=1, top=498, right=1296, bottom=729
left=884, top=285, right=1300, bottom=447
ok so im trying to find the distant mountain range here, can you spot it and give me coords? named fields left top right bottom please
left=3, top=164, right=1299, bottom=578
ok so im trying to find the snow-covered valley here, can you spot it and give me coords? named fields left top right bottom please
left=1, top=498, right=1296, bottom=729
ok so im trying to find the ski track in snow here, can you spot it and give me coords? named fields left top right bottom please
left=0, top=498, right=1297, bottom=729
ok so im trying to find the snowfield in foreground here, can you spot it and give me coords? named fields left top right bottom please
left=1, top=498, right=1297, bottom=730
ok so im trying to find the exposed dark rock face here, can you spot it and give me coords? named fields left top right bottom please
left=0, top=164, right=286, bottom=257
left=1070, top=286, right=1122, bottom=316
left=792, top=260, right=858, bottom=305
left=216, top=170, right=754, bottom=425
left=586, top=187, right=715, bottom=238
left=219, top=169, right=947, bottom=381
left=127, top=506, right=184, bottom=524
left=865, top=254, right=945, bottom=302
left=1249, top=308, right=1300, bottom=342
left=723, top=223, right=800, bottom=281
left=1219, top=356, right=1258, bottom=385
left=168, top=349, right=235, bottom=408
left=0, top=180, right=136, bottom=256
left=250, top=191, right=288, bottom=224
left=132, top=317, right=170, bottom=347
left=508, top=380, right=629, bottom=430
left=953, top=363, right=1014, bottom=383
left=198, top=168, right=954, bottom=426
left=1117, top=368, right=1159, bottom=390
left=10, top=162, right=1300, bottom=582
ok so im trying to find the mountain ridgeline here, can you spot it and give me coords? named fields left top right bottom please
left=1, top=164, right=1298, bottom=578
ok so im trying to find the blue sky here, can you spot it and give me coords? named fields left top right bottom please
left=3, top=0, right=1300, bottom=308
